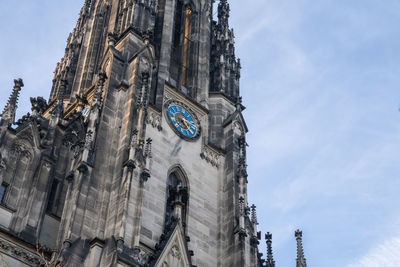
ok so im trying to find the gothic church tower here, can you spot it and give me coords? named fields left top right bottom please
left=0, top=0, right=263, bottom=266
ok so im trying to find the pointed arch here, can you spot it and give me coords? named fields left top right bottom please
left=167, top=164, right=189, bottom=189
left=164, top=165, right=190, bottom=230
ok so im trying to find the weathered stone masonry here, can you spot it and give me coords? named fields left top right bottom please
left=0, top=0, right=308, bottom=266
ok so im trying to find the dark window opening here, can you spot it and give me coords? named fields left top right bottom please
left=0, top=183, right=8, bottom=205
left=46, top=179, right=60, bottom=214
left=171, top=1, right=184, bottom=82
left=164, top=172, right=188, bottom=229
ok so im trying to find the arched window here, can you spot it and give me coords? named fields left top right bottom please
left=171, top=2, right=194, bottom=90
left=164, top=171, right=188, bottom=229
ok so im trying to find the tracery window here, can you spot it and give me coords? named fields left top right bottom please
left=171, top=2, right=194, bottom=89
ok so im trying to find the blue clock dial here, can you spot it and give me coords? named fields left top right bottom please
left=167, top=104, right=199, bottom=139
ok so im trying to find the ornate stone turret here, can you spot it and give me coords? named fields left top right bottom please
left=1, top=78, right=24, bottom=126
left=295, top=229, right=307, bottom=267
left=265, top=232, right=276, bottom=267
left=210, top=0, right=241, bottom=101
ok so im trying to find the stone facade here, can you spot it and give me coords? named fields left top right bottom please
left=0, top=0, right=296, bottom=266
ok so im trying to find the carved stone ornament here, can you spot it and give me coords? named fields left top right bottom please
left=146, top=108, right=162, bottom=131
left=10, top=143, right=32, bottom=160
left=84, top=130, right=93, bottom=150
left=163, top=99, right=201, bottom=141
left=233, top=120, right=244, bottom=134
left=0, top=237, right=41, bottom=266
left=200, top=145, right=221, bottom=168
left=17, top=131, right=34, bottom=146
left=170, top=245, right=181, bottom=259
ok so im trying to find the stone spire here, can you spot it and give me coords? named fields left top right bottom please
left=265, top=232, right=275, bottom=267
left=218, top=0, right=230, bottom=29
left=295, top=229, right=307, bottom=267
left=1, top=79, right=24, bottom=125
left=210, top=0, right=241, bottom=101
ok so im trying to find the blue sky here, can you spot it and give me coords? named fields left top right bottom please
left=1, top=1, right=400, bottom=266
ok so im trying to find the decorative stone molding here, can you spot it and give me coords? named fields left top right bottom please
left=146, top=107, right=162, bottom=131
left=233, top=120, right=244, bottom=135
left=18, top=131, right=34, bottom=146
left=0, top=237, right=41, bottom=266
left=163, top=84, right=208, bottom=118
left=10, top=143, right=32, bottom=161
left=170, top=245, right=181, bottom=259
left=84, top=130, right=93, bottom=150
left=117, top=242, right=150, bottom=266
left=72, top=142, right=84, bottom=159
left=62, top=131, right=79, bottom=149
left=200, top=145, right=221, bottom=168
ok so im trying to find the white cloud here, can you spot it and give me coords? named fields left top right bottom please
left=348, top=236, right=400, bottom=267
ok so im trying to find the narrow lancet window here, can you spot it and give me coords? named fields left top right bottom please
left=164, top=172, right=188, bottom=229
left=181, top=7, right=192, bottom=87
left=171, top=1, right=184, bottom=82
left=46, top=179, right=60, bottom=214
left=171, top=2, right=194, bottom=91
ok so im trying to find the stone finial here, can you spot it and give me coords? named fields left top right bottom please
left=265, top=232, right=275, bottom=267
left=295, top=229, right=307, bottom=267
left=1, top=78, right=24, bottom=125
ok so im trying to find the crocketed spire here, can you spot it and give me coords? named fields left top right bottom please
left=265, top=232, right=276, bottom=267
left=1, top=79, right=24, bottom=125
left=218, top=0, right=230, bottom=29
left=210, top=0, right=241, bottom=102
left=295, top=229, right=307, bottom=267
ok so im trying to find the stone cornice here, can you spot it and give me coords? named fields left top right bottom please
left=0, top=232, right=41, bottom=266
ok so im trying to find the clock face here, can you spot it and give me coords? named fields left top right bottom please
left=166, top=101, right=200, bottom=140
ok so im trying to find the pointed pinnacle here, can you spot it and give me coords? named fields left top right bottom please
left=295, top=229, right=307, bottom=267
left=1, top=78, right=24, bottom=124
left=265, top=232, right=275, bottom=267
